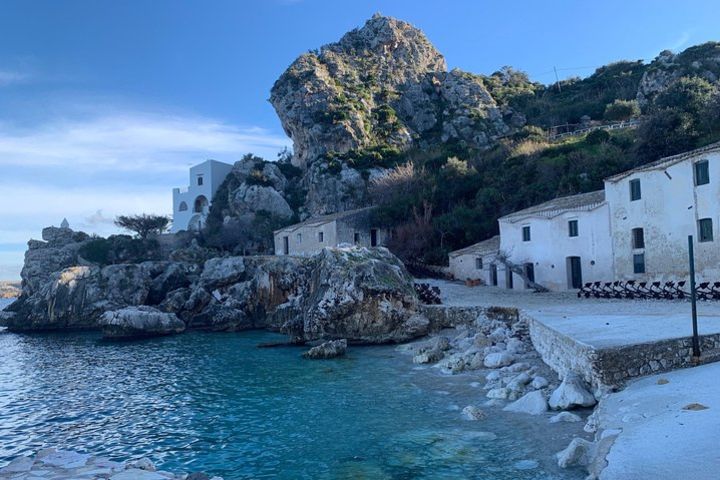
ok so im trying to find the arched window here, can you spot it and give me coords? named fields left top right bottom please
left=194, top=195, right=209, bottom=213
left=178, top=201, right=188, bottom=212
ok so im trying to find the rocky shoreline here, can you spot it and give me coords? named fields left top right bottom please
left=0, top=449, right=221, bottom=480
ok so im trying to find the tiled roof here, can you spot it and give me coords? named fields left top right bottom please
left=499, top=190, right=605, bottom=222
left=605, top=141, right=720, bottom=183
left=449, top=235, right=500, bottom=258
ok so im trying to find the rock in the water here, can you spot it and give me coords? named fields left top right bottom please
left=461, top=405, right=487, bottom=420
left=302, top=339, right=348, bottom=359
left=556, top=437, right=595, bottom=468
left=100, top=307, right=185, bottom=339
left=483, top=351, right=514, bottom=368
left=549, top=372, right=597, bottom=410
left=502, top=390, right=548, bottom=415
left=412, top=336, right=450, bottom=364
left=549, top=412, right=582, bottom=423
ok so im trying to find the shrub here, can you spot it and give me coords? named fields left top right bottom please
left=115, top=214, right=170, bottom=239
left=585, top=129, right=611, bottom=145
left=78, top=235, right=160, bottom=265
left=603, top=99, right=641, bottom=121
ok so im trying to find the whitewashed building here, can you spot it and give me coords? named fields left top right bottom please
left=605, top=142, right=720, bottom=283
left=449, top=141, right=720, bottom=291
left=273, top=207, right=388, bottom=256
left=447, top=236, right=501, bottom=285
left=497, top=190, right=613, bottom=291
left=171, top=160, right=234, bottom=233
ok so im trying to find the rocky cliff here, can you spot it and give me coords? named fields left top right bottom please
left=2, top=227, right=426, bottom=344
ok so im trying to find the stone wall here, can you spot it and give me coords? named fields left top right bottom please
left=420, top=305, right=519, bottom=331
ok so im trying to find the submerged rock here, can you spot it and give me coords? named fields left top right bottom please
left=549, top=412, right=583, bottom=423
left=302, top=339, right=348, bottom=359
left=100, top=307, right=185, bottom=339
left=549, top=372, right=597, bottom=410
left=461, top=405, right=487, bottom=421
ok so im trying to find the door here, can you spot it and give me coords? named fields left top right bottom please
left=490, top=264, right=498, bottom=286
left=506, top=267, right=514, bottom=289
left=568, top=256, right=582, bottom=289
left=370, top=229, right=378, bottom=247
left=524, top=263, right=535, bottom=288
left=283, top=236, right=289, bottom=255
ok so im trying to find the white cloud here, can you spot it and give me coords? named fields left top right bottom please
left=0, top=70, right=28, bottom=87
left=0, top=111, right=290, bottom=172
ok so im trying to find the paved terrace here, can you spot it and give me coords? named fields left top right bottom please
left=424, top=279, right=720, bottom=349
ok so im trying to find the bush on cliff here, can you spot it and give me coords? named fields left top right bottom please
left=79, top=235, right=161, bottom=266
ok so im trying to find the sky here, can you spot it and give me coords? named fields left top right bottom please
left=1, top=0, right=719, bottom=280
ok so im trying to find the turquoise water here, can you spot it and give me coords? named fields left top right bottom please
left=0, top=299, right=583, bottom=479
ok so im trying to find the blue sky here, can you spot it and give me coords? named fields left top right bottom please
left=1, top=0, right=719, bottom=280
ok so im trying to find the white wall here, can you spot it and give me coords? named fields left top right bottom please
left=606, top=151, right=720, bottom=283
left=499, top=204, right=613, bottom=291
left=172, top=160, right=233, bottom=233
left=274, top=221, right=337, bottom=256
left=449, top=251, right=500, bottom=285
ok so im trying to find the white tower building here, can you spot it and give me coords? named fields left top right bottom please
left=171, top=160, right=234, bottom=233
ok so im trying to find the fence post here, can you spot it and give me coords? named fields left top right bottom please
left=689, top=235, right=701, bottom=360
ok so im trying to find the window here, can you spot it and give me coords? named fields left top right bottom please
left=296, top=233, right=302, bottom=244
left=522, top=225, right=531, bottom=242
left=178, top=201, right=188, bottom=212
left=695, top=160, right=710, bottom=186
left=633, top=253, right=646, bottom=274
left=318, top=231, right=324, bottom=243
left=630, top=179, right=641, bottom=201
left=568, top=220, right=579, bottom=237
left=353, top=232, right=360, bottom=244
left=475, top=257, right=483, bottom=270
left=632, top=228, right=645, bottom=249
left=699, top=218, right=714, bottom=242
left=197, top=176, right=204, bottom=186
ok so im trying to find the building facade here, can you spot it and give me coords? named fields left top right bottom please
left=448, top=236, right=501, bottom=285
left=171, top=160, right=234, bottom=233
left=448, top=141, right=720, bottom=291
left=273, top=207, right=388, bottom=256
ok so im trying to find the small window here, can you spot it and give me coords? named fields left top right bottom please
left=568, top=220, right=579, bottom=237
left=695, top=160, right=710, bottom=186
left=296, top=233, right=302, bottom=244
left=699, top=218, right=714, bottom=242
left=353, top=232, right=360, bottom=244
left=475, top=257, right=483, bottom=270
left=178, top=201, right=188, bottom=212
left=630, top=179, right=641, bottom=201
left=633, top=253, right=645, bottom=274
left=197, top=176, right=204, bottom=186
left=522, top=225, right=531, bottom=242
left=632, top=228, right=645, bottom=249
left=318, top=231, right=324, bottom=243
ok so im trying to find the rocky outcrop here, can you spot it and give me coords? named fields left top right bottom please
left=270, top=14, right=511, bottom=170
left=100, top=306, right=186, bottom=339
left=302, top=339, right=348, bottom=359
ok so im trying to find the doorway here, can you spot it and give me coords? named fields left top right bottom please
left=283, top=236, right=289, bottom=255
left=567, top=256, right=582, bottom=289
left=370, top=229, right=378, bottom=247
left=490, top=264, right=498, bottom=286
left=505, top=267, right=514, bottom=289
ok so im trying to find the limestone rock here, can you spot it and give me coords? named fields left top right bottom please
left=483, top=351, right=515, bottom=368
left=412, top=335, right=450, bottom=364
left=231, top=184, right=293, bottom=219
left=549, top=412, right=582, bottom=423
left=502, top=390, right=548, bottom=415
left=556, top=437, right=595, bottom=469
left=461, top=405, right=487, bottom=420
left=100, top=306, right=185, bottom=339
left=549, top=372, right=597, bottom=410
left=302, top=339, right=348, bottom=359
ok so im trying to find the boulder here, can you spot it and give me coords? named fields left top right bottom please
left=530, top=376, right=549, bottom=389
left=483, top=351, right=515, bottom=368
left=412, top=335, right=450, bottom=364
left=461, top=405, right=486, bottom=421
left=502, top=390, right=548, bottom=415
left=302, top=339, right=348, bottom=359
left=556, top=437, right=595, bottom=468
left=549, top=373, right=597, bottom=410
left=100, top=307, right=185, bottom=339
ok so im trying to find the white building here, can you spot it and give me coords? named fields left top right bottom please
left=605, top=142, right=720, bottom=283
left=274, top=207, right=388, bottom=256
left=447, top=236, right=500, bottom=285
left=448, top=141, right=720, bottom=291
left=172, top=160, right=234, bottom=233
left=497, top=190, right=613, bottom=291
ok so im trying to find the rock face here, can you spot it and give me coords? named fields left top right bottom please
left=100, top=306, right=186, bottom=339
left=302, top=339, right=348, bottom=359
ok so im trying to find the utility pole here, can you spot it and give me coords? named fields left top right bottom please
left=553, top=66, right=562, bottom=93
left=688, top=235, right=701, bottom=360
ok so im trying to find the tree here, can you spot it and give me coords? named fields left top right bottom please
left=603, top=99, right=641, bottom=121
left=114, top=214, right=170, bottom=239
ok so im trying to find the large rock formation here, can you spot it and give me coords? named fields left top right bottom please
left=4, top=227, right=424, bottom=344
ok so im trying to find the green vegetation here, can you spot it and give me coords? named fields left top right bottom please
left=79, top=235, right=161, bottom=265
left=114, top=214, right=170, bottom=239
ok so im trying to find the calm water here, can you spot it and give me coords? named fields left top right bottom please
left=0, top=298, right=583, bottom=479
